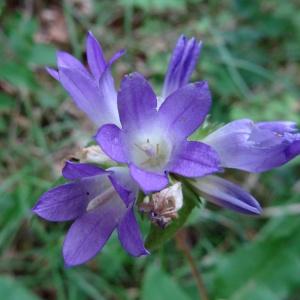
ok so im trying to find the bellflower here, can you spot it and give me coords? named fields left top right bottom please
left=94, top=35, right=263, bottom=215
left=146, top=34, right=299, bottom=215
left=46, top=31, right=125, bottom=127
left=162, top=37, right=300, bottom=174
left=203, top=119, right=300, bottom=172
left=33, top=161, right=148, bottom=266
left=161, top=35, right=202, bottom=100
left=96, top=72, right=221, bottom=194
left=34, top=32, right=300, bottom=267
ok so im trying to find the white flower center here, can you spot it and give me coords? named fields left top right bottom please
left=131, top=133, right=171, bottom=171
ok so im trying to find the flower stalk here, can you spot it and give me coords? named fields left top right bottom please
left=175, top=229, right=209, bottom=300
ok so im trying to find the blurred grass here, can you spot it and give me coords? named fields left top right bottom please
left=0, top=0, right=300, bottom=299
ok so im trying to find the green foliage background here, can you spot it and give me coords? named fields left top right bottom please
left=0, top=0, right=300, bottom=299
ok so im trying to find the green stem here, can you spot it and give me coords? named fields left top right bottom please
left=175, top=230, right=209, bottom=300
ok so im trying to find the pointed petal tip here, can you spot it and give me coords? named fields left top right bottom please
left=177, top=34, right=202, bottom=45
left=63, top=262, right=74, bottom=269
left=62, top=249, right=92, bottom=267
left=123, top=244, right=150, bottom=257
left=119, top=72, right=147, bottom=87
left=134, top=248, right=150, bottom=257
left=189, top=36, right=196, bottom=43
left=63, top=252, right=86, bottom=267
left=251, top=204, right=263, bottom=216
left=31, top=201, right=44, bottom=218
left=123, top=72, right=144, bottom=81
left=117, top=206, right=150, bottom=257
left=45, top=67, right=59, bottom=81
left=108, top=48, right=126, bottom=66
left=117, top=48, right=126, bottom=56
left=194, top=80, right=209, bottom=88
left=178, top=34, right=186, bottom=41
left=31, top=205, right=39, bottom=215
left=31, top=201, right=54, bottom=221
left=56, top=50, right=67, bottom=60
left=55, top=50, right=84, bottom=67
left=62, top=251, right=79, bottom=268
left=87, top=30, right=95, bottom=38
left=86, top=30, right=99, bottom=44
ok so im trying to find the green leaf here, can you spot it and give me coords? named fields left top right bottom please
left=145, top=183, right=199, bottom=251
left=0, top=92, right=16, bottom=111
left=28, top=44, right=56, bottom=66
left=119, top=0, right=187, bottom=12
left=142, top=264, right=191, bottom=300
left=0, top=277, right=40, bottom=300
left=209, top=216, right=300, bottom=300
left=0, top=63, right=38, bottom=90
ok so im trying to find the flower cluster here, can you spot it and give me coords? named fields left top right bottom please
left=33, top=32, right=300, bottom=266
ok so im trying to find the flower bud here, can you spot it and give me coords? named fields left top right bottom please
left=140, top=182, right=183, bottom=228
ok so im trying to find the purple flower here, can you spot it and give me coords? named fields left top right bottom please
left=146, top=35, right=262, bottom=215
left=203, top=119, right=300, bottom=173
left=162, top=35, right=202, bottom=100
left=46, top=31, right=125, bottom=127
left=191, top=176, right=262, bottom=215
left=33, top=161, right=148, bottom=266
left=95, top=72, right=221, bottom=193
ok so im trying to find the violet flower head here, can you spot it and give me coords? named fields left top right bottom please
left=93, top=34, right=263, bottom=216
left=33, top=33, right=300, bottom=267
left=203, top=119, right=300, bottom=173
left=46, top=31, right=125, bottom=127
left=96, top=72, right=221, bottom=193
left=33, top=162, right=148, bottom=266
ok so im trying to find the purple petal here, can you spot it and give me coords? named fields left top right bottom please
left=129, top=164, right=169, bottom=193
left=158, top=81, right=211, bottom=140
left=62, top=161, right=108, bottom=180
left=118, top=72, right=157, bottom=130
left=204, top=119, right=299, bottom=173
left=162, top=35, right=202, bottom=99
left=86, top=31, right=106, bottom=80
left=33, top=175, right=111, bottom=222
left=167, top=141, right=220, bottom=177
left=109, top=167, right=138, bottom=206
left=95, top=124, right=127, bottom=163
left=63, top=194, right=126, bottom=266
left=56, top=51, right=90, bottom=77
left=45, top=67, right=59, bottom=81
left=32, top=183, right=88, bottom=221
left=117, top=205, right=149, bottom=256
left=58, top=67, right=117, bottom=126
left=109, top=49, right=126, bottom=65
left=98, top=66, right=120, bottom=125
left=286, top=139, right=300, bottom=160
left=194, top=176, right=262, bottom=215
left=257, top=121, right=298, bottom=134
